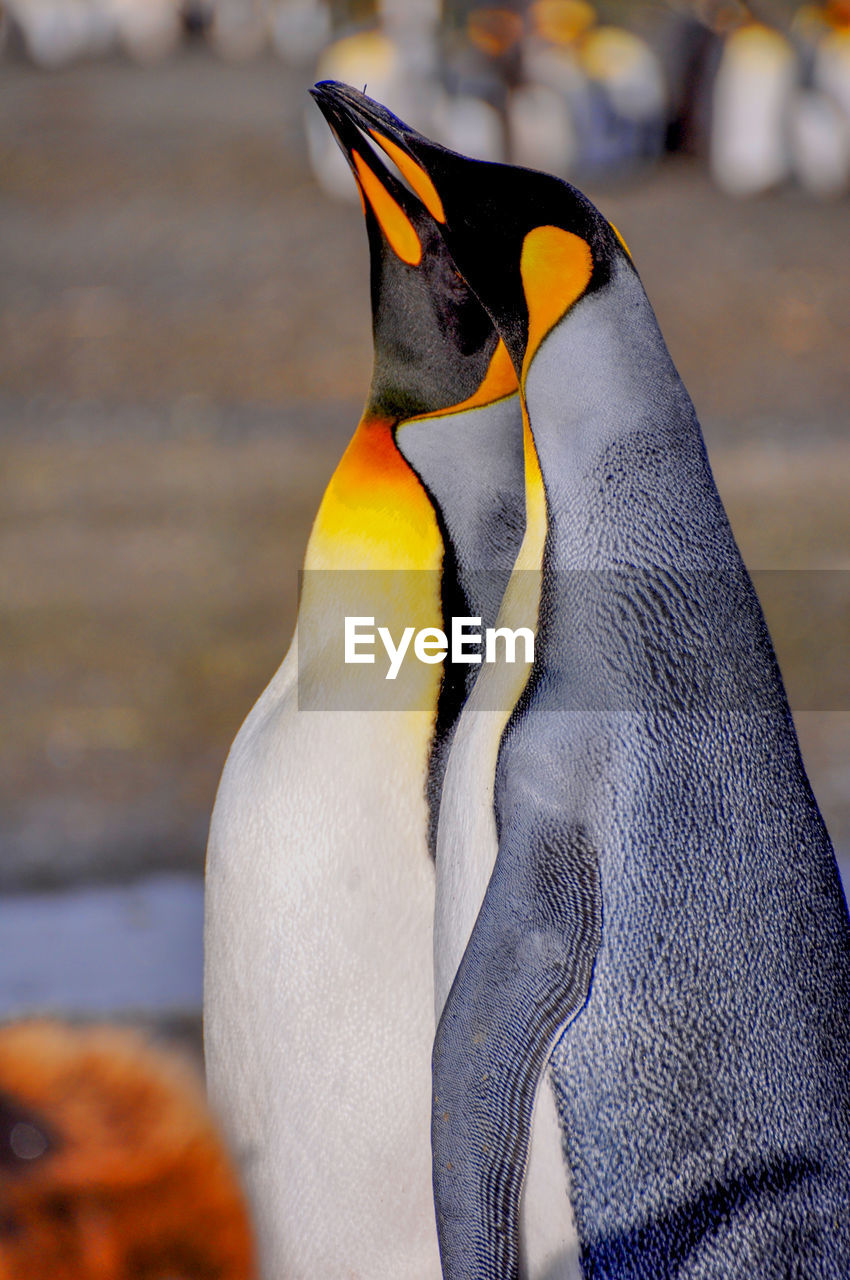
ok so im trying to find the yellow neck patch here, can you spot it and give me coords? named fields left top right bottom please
left=369, top=129, right=446, bottom=224
left=306, top=413, right=441, bottom=572
left=609, top=221, right=632, bottom=259
left=301, top=413, right=444, bottom=714
left=352, top=151, right=422, bottom=266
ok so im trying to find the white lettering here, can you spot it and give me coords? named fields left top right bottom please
left=378, top=626, right=415, bottom=680
left=485, top=627, right=535, bottom=664
left=345, top=617, right=376, bottom=663
left=344, top=618, right=535, bottom=676
left=452, top=616, right=482, bottom=664
left=414, top=628, right=448, bottom=664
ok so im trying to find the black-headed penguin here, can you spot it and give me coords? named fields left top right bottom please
left=343, top=101, right=583, bottom=1279
left=203, top=89, right=525, bottom=1279
left=317, top=84, right=850, bottom=1280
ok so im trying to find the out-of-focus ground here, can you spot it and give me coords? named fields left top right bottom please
left=1, top=53, right=848, bottom=1027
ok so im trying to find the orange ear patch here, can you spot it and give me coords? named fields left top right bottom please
left=519, top=225, right=593, bottom=377
left=352, top=151, right=422, bottom=266
left=368, top=129, right=446, bottom=224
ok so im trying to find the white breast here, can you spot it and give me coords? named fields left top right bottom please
left=204, top=635, right=441, bottom=1279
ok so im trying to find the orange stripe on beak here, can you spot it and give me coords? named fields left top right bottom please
left=368, top=130, right=446, bottom=224
left=352, top=151, right=422, bottom=266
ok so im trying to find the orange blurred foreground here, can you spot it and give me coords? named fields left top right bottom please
left=0, top=1021, right=256, bottom=1280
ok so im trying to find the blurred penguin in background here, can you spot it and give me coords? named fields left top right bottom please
left=577, top=11, right=667, bottom=173
left=268, top=0, right=331, bottom=64
left=206, top=0, right=268, bottom=60
left=812, top=0, right=850, bottom=123
left=659, top=1, right=738, bottom=160
left=511, top=0, right=666, bottom=179
left=4, top=0, right=182, bottom=66
left=434, top=1, right=520, bottom=163
left=710, top=6, right=797, bottom=194
left=510, top=0, right=596, bottom=176
left=787, top=1, right=850, bottom=196
left=0, top=1021, right=255, bottom=1280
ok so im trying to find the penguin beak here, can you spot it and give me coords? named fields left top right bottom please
left=312, top=81, right=455, bottom=227
left=312, top=80, right=410, bottom=135
left=310, top=83, right=427, bottom=268
left=311, top=81, right=425, bottom=161
left=310, top=83, right=395, bottom=195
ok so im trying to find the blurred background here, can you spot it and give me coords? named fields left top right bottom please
left=1, top=0, right=848, bottom=1058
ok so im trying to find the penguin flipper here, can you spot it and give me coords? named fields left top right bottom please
left=432, top=818, right=602, bottom=1280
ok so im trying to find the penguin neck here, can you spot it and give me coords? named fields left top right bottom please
left=522, top=259, right=726, bottom=573
left=304, top=412, right=442, bottom=574
left=298, top=412, right=445, bottom=710
left=517, top=259, right=765, bottom=719
left=397, top=339, right=525, bottom=587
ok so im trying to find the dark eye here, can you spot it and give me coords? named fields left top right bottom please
left=0, top=1091, right=55, bottom=1172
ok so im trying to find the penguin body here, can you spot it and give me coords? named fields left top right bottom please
left=204, top=93, right=523, bottom=1279
left=787, top=85, right=850, bottom=196
left=817, top=21, right=850, bottom=122
left=577, top=24, right=667, bottom=173
left=502, top=260, right=850, bottom=1276
left=317, top=85, right=850, bottom=1280
left=269, top=0, right=330, bottom=67
left=509, top=77, right=580, bottom=177
left=710, top=21, right=796, bottom=195
left=788, top=9, right=850, bottom=197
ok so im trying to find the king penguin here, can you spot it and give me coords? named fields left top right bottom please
left=352, top=104, right=584, bottom=1279
left=318, top=84, right=850, bottom=1280
left=203, top=89, right=525, bottom=1280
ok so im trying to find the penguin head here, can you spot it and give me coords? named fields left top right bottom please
left=313, top=81, right=634, bottom=378
left=311, top=83, right=512, bottom=423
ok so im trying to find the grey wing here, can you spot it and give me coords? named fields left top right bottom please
left=432, top=817, right=603, bottom=1280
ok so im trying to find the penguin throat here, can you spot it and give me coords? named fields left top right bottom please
left=299, top=412, right=446, bottom=716
left=405, top=338, right=518, bottom=425
left=306, top=414, right=442, bottom=573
